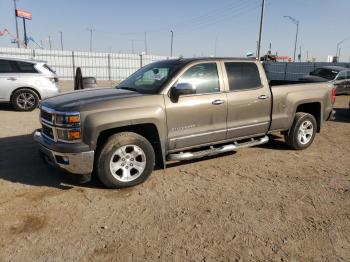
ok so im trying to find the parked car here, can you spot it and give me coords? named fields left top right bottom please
left=299, top=66, right=347, bottom=82
left=34, top=58, right=335, bottom=188
left=0, top=58, right=60, bottom=111
left=332, top=69, right=350, bottom=95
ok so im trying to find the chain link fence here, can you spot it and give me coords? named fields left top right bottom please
left=264, top=61, right=350, bottom=81
left=0, top=47, right=173, bottom=80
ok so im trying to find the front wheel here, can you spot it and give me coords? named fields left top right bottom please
left=285, top=112, right=317, bottom=150
left=95, top=132, right=155, bottom=188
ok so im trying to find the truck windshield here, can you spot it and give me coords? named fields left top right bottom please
left=117, top=61, right=181, bottom=94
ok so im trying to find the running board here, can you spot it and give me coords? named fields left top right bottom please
left=167, top=136, right=269, bottom=161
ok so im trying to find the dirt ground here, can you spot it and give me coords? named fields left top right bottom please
left=0, top=92, right=349, bottom=261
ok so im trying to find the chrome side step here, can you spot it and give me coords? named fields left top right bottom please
left=167, top=136, right=269, bottom=161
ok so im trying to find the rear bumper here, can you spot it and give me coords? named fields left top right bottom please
left=34, top=129, right=94, bottom=175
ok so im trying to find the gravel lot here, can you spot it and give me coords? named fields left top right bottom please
left=0, top=91, right=349, bottom=261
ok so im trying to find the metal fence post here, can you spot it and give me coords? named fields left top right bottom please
left=139, top=54, right=143, bottom=68
left=72, top=51, right=75, bottom=79
left=284, top=62, right=288, bottom=80
left=108, top=54, right=111, bottom=81
left=32, top=49, right=35, bottom=58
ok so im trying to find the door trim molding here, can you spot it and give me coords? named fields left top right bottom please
left=227, top=121, right=270, bottom=132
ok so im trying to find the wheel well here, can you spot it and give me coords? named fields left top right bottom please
left=11, top=87, right=41, bottom=100
left=296, top=102, right=321, bottom=132
left=96, top=123, right=165, bottom=168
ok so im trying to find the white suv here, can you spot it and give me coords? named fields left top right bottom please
left=0, top=58, right=60, bottom=111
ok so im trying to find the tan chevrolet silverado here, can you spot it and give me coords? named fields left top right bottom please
left=34, top=58, right=336, bottom=188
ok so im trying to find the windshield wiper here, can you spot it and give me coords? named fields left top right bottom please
left=118, top=86, right=139, bottom=92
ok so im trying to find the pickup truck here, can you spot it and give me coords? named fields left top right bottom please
left=34, top=58, right=336, bottom=188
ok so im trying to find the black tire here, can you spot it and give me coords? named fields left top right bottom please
left=285, top=112, right=317, bottom=150
left=95, top=132, right=155, bottom=189
left=11, top=88, right=39, bottom=112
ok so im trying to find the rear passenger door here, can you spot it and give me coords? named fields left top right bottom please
left=0, top=59, right=19, bottom=101
left=222, top=61, right=271, bottom=139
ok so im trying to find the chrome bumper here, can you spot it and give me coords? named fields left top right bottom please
left=34, top=130, right=94, bottom=175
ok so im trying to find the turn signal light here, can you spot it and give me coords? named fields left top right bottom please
left=67, top=115, right=80, bottom=123
left=68, top=130, right=81, bottom=140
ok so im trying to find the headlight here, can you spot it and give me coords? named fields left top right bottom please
left=57, top=129, right=81, bottom=141
left=55, top=113, right=80, bottom=126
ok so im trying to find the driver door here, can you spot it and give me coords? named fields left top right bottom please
left=164, top=62, right=227, bottom=151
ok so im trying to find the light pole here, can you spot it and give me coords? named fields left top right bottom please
left=283, top=15, right=299, bottom=62
left=336, top=37, right=350, bottom=61
left=170, top=30, right=174, bottom=57
left=13, top=0, right=20, bottom=48
left=130, top=39, right=135, bottom=54
left=87, top=28, right=95, bottom=52
left=59, top=31, right=63, bottom=51
left=256, top=0, right=265, bottom=60
left=144, top=32, right=148, bottom=55
left=48, top=35, right=52, bottom=50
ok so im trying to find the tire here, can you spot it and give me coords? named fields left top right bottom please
left=95, top=132, right=155, bottom=189
left=11, top=88, right=39, bottom=112
left=285, top=112, right=317, bottom=150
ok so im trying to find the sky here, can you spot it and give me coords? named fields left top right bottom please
left=0, top=0, right=349, bottom=61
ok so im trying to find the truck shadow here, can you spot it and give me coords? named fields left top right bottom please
left=0, top=133, right=102, bottom=189
left=333, top=108, right=350, bottom=123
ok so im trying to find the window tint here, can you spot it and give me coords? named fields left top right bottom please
left=178, top=63, right=220, bottom=94
left=313, top=68, right=338, bottom=80
left=225, top=62, right=261, bottom=91
left=0, top=60, right=15, bottom=73
left=16, top=61, right=37, bottom=73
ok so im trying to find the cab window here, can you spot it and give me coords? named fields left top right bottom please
left=225, top=62, right=261, bottom=91
left=0, top=60, right=15, bottom=73
left=177, top=63, right=220, bottom=94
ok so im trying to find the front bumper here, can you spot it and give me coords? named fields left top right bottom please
left=34, top=130, right=94, bottom=175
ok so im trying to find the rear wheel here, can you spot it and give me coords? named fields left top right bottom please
left=285, top=112, right=317, bottom=150
left=11, top=88, right=39, bottom=111
left=96, top=132, right=155, bottom=188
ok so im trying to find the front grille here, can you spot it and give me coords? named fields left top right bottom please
left=41, top=109, right=53, bottom=123
left=42, top=124, right=54, bottom=139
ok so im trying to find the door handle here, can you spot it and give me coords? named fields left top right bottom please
left=212, top=99, right=225, bottom=105
left=258, top=95, right=268, bottom=100
left=7, top=77, right=17, bottom=81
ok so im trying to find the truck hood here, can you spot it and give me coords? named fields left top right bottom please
left=41, top=88, right=144, bottom=112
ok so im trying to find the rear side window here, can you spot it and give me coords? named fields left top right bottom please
left=0, top=60, right=15, bottom=73
left=15, top=61, right=38, bottom=73
left=225, top=62, right=261, bottom=91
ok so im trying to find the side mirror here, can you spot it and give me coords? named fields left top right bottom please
left=170, top=82, right=196, bottom=101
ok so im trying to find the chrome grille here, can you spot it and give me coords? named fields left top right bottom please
left=42, top=124, right=54, bottom=139
left=41, top=108, right=53, bottom=124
